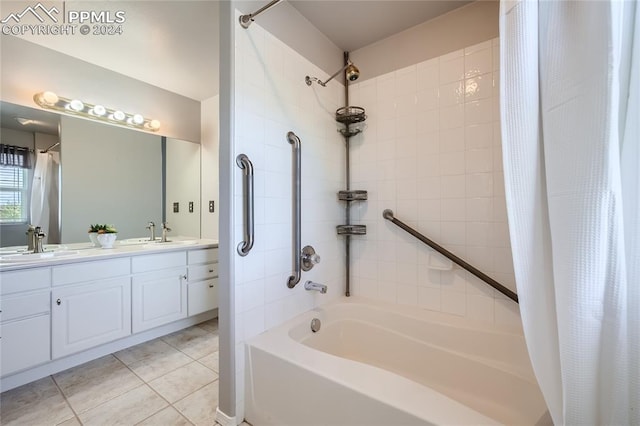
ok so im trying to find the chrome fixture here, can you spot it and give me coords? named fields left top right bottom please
left=40, top=142, right=60, bottom=153
left=310, top=318, right=321, bottom=333
left=239, top=0, right=282, bottom=28
left=33, top=226, right=45, bottom=253
left=286, top=131, right=321, bottom=289
left=236, top=154, right=255, bottom=256
left=301, top=245, right=321, bottom=271
left=382, top=209, right=519, bottom=303
left=146, top=221, right=156, bottom=241
left=304, top=281, right=327, bottom=294
left=33, top=91, right=160, bottom=132
left=306, top=61, right=360, bottom=87
left=26, top=225, right=36, bottom=251
left=161, top=222, right=171, bottom=242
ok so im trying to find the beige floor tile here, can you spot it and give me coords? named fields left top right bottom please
left=148, top=361, right=218, bottom=403
left=0, top=377, right=75, bottom=426
left=115, top=338, right=193, bottom=382
left=56, top=416, right=82, bottom=426
left=196, top=318, right=218, bottom=333
left=136, top=406, right=193, bottom=425
left=162, top=326, right=219, bottom=359
left=78, top=384, right=167, bottom=426
left=173, top=381, right=219, bottom=426
left=53, top=355, right=144, bottom=414
left=197, top=351, right=219, bottom=373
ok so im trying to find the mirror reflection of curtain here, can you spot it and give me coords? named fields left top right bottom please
left=31, top=151, right=60, bottom=244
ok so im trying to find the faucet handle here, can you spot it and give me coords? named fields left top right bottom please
left=162, top=222, right=172, bottom=232
left=146, top=221, right=155, bottom=229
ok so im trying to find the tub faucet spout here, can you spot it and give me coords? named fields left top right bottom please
left=304, top=280, right=327, bottom=294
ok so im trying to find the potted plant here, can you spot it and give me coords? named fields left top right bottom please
left=89, top=224, right=118, bottom=248
left=88, top=224, right=101, bottom=247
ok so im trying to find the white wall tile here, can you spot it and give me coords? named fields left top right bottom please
left=464, top=48, right=492, bottom=78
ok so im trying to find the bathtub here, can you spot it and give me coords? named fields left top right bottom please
left=245, top=297, right=548, bottom=425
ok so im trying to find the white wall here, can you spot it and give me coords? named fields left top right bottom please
left=201, top=95, right=219, bottom=240
left=1, top=36, right=201, bottom=142
left=349, top=37, right=520, bottom=327
left=233, top=14, right=345, bottom=421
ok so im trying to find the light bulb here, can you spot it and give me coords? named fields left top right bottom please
left=132, top=114, right=144, bottom=125
left=69, top=99, right=84, bottom=112
left=111, top=110, right=125, bottom=121
left=39, top=91, right=59, bottom=106
left=91, top=105, right=106, bottom=116
left=147, top=119, right=161, bottom=131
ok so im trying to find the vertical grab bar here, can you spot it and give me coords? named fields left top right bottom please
left=236, top=154, right=254, bottom=256
left=287, top=131, right=302, bottom=288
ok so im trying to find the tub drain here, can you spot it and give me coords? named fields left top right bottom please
left=310, top=318, right=321, bottom=333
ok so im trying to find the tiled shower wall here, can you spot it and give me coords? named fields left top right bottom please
left=233, top=15, right=345, bottom=420
left=349, top=38, right=521, bottom=327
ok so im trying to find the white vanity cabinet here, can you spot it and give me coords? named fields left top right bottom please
left=51, top=259, right=131, bottom=359
left=0, top=268, right=51, bottom=376
left=131, top=252, right=188, bottom=333
left=187, top=248, right=219, bottom=316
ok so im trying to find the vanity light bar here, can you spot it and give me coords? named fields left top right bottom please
left=33, top=91, right=161, bottom=132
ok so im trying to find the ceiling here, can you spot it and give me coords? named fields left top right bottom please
left=2, top=0, right=472, bottom=101
left=1, top=102, right=59, bottom=136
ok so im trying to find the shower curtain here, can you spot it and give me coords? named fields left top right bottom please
left=31, top=151, right=60, bottom=244
left=500, top=0, right=639, bottom=424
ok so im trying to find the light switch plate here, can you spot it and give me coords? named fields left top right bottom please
left=173, top=202, right=179, bottom=213
left=209, top=200, right=215, bottom=213
left=189, top=201, right=194, bottom=213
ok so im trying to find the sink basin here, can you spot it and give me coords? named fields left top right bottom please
left=119, top=238, right=159, bottom=246
left=143, top=240, right=199, bottom=249
left=0, top=244, right=66, bottom=255
left=0, top=250, right=81, bottom=263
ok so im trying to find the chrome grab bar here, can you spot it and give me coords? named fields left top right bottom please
left=287, top=131, right=302, bottom=288
left=382, top=209, right=519, bottom=303
left=236, top=154, right=254, bottom=256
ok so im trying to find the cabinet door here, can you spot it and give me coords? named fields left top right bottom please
left=188, top=278, right=219, bottom=316
left=52, top=278, right=131, bottom=359
left=1, top=315, right=50, bottom=376
left=132, top=268, right=187, bottom=333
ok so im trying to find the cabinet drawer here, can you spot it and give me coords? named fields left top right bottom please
left=1, top=315, right=50, bottom=376
left=188, top=248, right=218, bottom=265
left=1, top=268, right=50, bottom=295
left=188, top=278, right=218, bottom=316
left=188, top=263, right=218, bottom=282
left=1, top=291, right=50, bottom=322
left=132, top=251, right=186, bottom=273
left=53, top=258, right=130, bottom=287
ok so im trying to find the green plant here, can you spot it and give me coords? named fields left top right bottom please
left=88, top=224, right=117, bottom=234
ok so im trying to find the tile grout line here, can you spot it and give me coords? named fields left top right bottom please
left=50, top=375, right=83, bottom=426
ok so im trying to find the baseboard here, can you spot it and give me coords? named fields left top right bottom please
left=216, top=407, right=237, bottom=426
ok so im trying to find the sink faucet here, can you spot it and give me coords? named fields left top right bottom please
left=146, top=221, right=156, bottom=241
left=26, top=225, right=36, bottom=251
left=161, top=222, right=172, bottom=242
left=33, top=226, right=46, bottom=253
left=304, top=280, right=327, bottom=294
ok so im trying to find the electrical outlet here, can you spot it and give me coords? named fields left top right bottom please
left=209, top=200, right=215, bottom=213
left=189, top=201, right=194, bottom=213
left=173, top=202, right=179, bottom=213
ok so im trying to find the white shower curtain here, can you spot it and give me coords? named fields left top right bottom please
left=31, top=151, right=60, bottom=244
left=500, top=0, right=639, bottom=424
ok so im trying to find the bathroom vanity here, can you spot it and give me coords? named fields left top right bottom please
left=0, top=239, right=219, bottom=391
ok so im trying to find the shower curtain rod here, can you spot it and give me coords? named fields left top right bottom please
left=41, top=142, right=60, bottom=153
left=239, top=0, right=282, bottom=28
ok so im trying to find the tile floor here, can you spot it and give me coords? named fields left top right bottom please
left=0, top=318, right=249, bottom=426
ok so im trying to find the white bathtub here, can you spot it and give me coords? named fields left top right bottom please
left=245, top=297, right=548, bottom=425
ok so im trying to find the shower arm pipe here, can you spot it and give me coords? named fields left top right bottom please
left=306, top=61, right=354, bottom=87
left=239, top=0, right=282, bottom=28
left=382, top=209, right=519, bottom=303
left=287, top=131, right=302, bottom=288
left=236, top=154, right=254, bottom=256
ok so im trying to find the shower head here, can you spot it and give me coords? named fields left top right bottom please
left=306, top=61, right=360, bottom=87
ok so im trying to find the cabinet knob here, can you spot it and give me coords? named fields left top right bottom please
left=56, top=299, right=61, bottom=306
left=209, top=269, right=214, bottom=273
left=209, top=283, right=214, bottom=288
left=182, top=274, right=188, bottom=280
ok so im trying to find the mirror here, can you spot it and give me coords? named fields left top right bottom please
left=0, top=101, right=201, bottom=247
